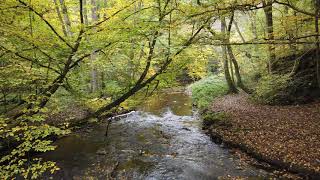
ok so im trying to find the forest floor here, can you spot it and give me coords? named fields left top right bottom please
left=204, top=93, right=320, bottom=178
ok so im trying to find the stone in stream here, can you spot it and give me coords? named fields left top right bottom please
left=181, top=127, right=191, bottom=131
left=121, top=149, right=136, bottom=154
left=96, top=149, right=107, bottom=155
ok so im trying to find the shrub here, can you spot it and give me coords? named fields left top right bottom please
left=252, top=74, right=291, bottom=104
left=189, top=75, right=228, bottom=109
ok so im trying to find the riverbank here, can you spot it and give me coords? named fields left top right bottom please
left=202, top=93, right=320, bottom=178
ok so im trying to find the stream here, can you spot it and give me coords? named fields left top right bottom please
left=42, top=91, right=269, bottom=179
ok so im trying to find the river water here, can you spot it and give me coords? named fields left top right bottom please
left=42, top=91, right=269, bottom=179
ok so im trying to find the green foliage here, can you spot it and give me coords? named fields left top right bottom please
left=173, top=45, right=211, bottom=80
left=84, top=98, right=112, bottom=111
left=189, top=75, right=228, bottom=109
left=252, top=74, right=291, bottom=104
left=0, top=110, right=70, bottom=179
left=104, top=81, right=123, bottom=99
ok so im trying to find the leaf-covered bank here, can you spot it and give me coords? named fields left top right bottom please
left=202, top=93, right=320, bottom=178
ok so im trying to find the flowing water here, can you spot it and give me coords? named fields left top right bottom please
left=42, top=91, right=269, bottom=179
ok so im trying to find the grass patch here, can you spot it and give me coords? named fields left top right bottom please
left=189, top=75, right=228, bottom=109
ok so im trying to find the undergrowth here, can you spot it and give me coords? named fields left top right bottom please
left=189, top=75, right=228, bottom=109
left=252, top=74, right=291, bottom=105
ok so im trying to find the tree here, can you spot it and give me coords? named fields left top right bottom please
left=221, top=16, right=238, bottom=93
left=53, top=0, right=68, bottom=36
left=262, top=0, right=275, bottom=73
left=59, top=0, right=72, bottom=36
left=226, top=12, right=252, bottom=93
left=90, top=0, right=99, bottom=92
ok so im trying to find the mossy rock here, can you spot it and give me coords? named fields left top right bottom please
left=202, top=112, right=231, bottom=129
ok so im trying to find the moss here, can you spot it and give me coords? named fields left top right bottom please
left=202, top=112, right=231, bottom=128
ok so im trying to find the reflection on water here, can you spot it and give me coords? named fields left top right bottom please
left=41, top=91, right=269, bottom=179
left=139, top=92, right=193, bottom=116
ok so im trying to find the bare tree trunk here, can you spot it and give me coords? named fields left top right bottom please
left=249, top=11, right=259, bottom=61
left=234, top=19, right=254, bottom=60
left=234, top=20, right=245, bottom=43
left=91, top=0, right=98, bottom=22
left=83, top=0, right=89, bottom=25
left=284, top=6, right=297, bottom=55
left=59, top=0, right=72, bottom=36
left=221, top=17, right=238, bottom=93
left=53, top=0, right=67, bottom=36
left=249, top=11, right=258, bottom=41
left=226, top=13, right=252, bottom=94
left=227, top=45, right=252, bottom=93
left=289, top=10, right=301, bottom=75
left=90, top=0, right=99, bottom=93
left=262, top=0, right=275, bottom=73
left=283, top=7, right=299, bottom=75
left=230, top=58, right=235, bottom=84
left=82, top=0, right=91, bottom=92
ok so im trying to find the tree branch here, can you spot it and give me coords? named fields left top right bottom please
left=274, top=0, right=315, bottom=16
left=16, top=0, right=73, bottom=49
left=86, top=1, right=137, bottom=30
left=0, top=45, right=61, bottom=74
left=69, top=42, right=113, bottom=69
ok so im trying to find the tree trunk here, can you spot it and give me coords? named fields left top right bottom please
left=227, top=45, right=252, bottom=93
left=249, top=11, right=258, bottom=41
left=221, top=17, right=238, bottom=93
left=83, top=0, right=89, bottom=25
left=53, top=0, right=67, bottom=36
left=262, top=0, right=275, bottom=73
left=59, top=0, right=72, bottom=36
left=234, top=20, right=245, bottom=43
left=230, top=58, right=235, bottom=84
left=90, top=0, right=99, bottom=93
left=226, top=13, right=252, bottom=94
left=283, top=7, right=299, bottom=75
left=284, top=6, right=297, bottom=55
